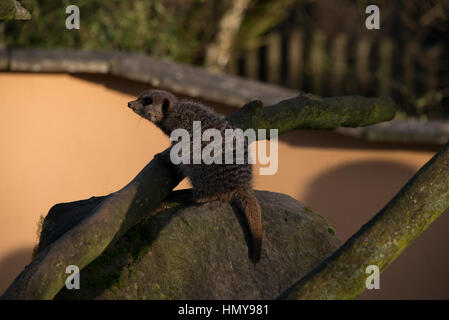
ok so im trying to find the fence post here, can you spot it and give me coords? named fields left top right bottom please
left=266, top=32, right=282, bottom=84
left=424, top=45, right=441, bottom=114
left=244, top=46, right=259, bottom=80
left=227, top=52, right=239, bottom=75
left=356, top=37, right=372, bottom=94
left=378, top=38, right=394, bottom=96
left=287, top=28, right=304, bottom=89
left=331, top=33, right=348, bottom=95
left=309, top=30, right=327, bottom=95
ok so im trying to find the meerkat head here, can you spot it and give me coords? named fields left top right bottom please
left=128, top=89, right=177, bottom=124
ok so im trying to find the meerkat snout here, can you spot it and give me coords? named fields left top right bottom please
left=128, top=100, right=141, bottom=113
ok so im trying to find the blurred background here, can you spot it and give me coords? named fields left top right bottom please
left=3, top=0, right=448, bottom=117
left=0, top=0, right=448, bottom=299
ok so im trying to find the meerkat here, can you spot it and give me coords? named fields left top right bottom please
left=128, top=89, right=262, bottom=262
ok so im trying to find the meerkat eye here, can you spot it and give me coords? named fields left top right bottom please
left=142, top=97, right=153, bottom=105
left=162, top=99, right=170, bottom=113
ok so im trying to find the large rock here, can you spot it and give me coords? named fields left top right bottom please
left=47, top=190, right=339, bottom=299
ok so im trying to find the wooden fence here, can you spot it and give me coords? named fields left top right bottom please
left=227, top=28, right=443, bottom=116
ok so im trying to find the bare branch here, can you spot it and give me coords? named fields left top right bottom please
left=0, top=0, right=31, bottom=20
left=279, top=140, right=449, bottom=300
left=205, top=0, right=251, bottom=73
left=1, top=94, right=397, bottom=300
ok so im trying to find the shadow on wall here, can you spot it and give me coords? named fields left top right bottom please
left=72, top=74, right=148, bottom=97
left=303, top=159, right=417, bottom=242
left=303, top=159, right=449, bottom=299
left=0, top=247, right=32, bottom=295
left=280, top=129, right=440, bottom=152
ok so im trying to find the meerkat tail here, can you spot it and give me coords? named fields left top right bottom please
left=232, top=187, right=262, bottom=263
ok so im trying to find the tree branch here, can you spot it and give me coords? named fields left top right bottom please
left=204, top=0, right=251, bottom=73
left=0, top=0, right=31, bottom=20
left=1, top=94, right=397, bottom=300
left=279, top=140, right=449, bottom=300
left=228, top=94, right=397, bottom=136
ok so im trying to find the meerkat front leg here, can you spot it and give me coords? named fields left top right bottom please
left=154, top=149, right=185, bottom=181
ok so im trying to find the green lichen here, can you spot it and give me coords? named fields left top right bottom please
left=31, top=215, right=46, bottom=259
left=0, top=0, right=31, bottom=20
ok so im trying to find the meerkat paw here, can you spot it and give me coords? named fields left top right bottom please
left=154, top=150, right=184, bottom=180
left=154, top=150, right=170, bottom=162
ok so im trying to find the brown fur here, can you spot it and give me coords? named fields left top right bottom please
left=128, top=89, right=262, bottom=262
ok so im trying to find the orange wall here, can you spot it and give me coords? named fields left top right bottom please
left=0, top=73, right=448, bottom=299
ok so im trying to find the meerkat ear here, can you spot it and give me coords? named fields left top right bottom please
left=162, top=98, right=171, bottom=114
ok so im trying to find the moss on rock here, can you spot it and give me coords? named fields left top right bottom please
left=51, top=190, right=339, bottom=300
